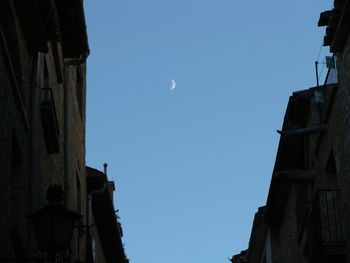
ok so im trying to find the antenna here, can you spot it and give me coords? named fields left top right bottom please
left=315, top=61, right=319, bottom=87
left=103, top=163, right=108, bottom=175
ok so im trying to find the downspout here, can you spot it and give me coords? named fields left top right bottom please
left=86, top=164, right=108, bottom=262
left=63, top=57, right=85, bottom=208
left=88, top=164, right=108, bottom=227
left=29, top=52, right=42, bottom=252
left=62, top=56, right=87, bottom=262
left=86, top=182, right=107, bottom=262
left=29, top=52, right=42, bottom=212
left=63, top=60, right=71, bottom=208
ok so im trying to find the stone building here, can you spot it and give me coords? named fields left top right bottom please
left=231, top=0, right=350, bottom=262
left=0, top=0, right=127, bottom=262
left=87, top=166, right=127, bottom=263
left=230, top=250, right=248, bottom=263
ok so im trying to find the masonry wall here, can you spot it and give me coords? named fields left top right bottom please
left=314, top=32, right=350, bottom=263
left=269, top=186, right=308, bottom=263
left=65, top=62, right=87, bottom=262
left=0, top=1, right=88, bottom=260
left=0, top=0, right=33, bottom=256
left=268, top=33, right=350, bottom=263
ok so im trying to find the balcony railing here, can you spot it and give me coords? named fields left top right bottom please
left=307, top=189, right=346, bottom=263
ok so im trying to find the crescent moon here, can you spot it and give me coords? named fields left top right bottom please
left=170, top=79, right=176, bottom=91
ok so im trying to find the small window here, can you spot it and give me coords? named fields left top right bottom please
left=11, top=131, right=22, bottom=175
left=76, top=172, right=85, bottom=236
left=40, top=58, right=60, bottom=154
left=325, top=151, right=337, bottom=187
left=76, top=66, right=83, bottom=120
left=44, top=58, right=49, bottom=89
left=76, top=173, right=81, bottom=214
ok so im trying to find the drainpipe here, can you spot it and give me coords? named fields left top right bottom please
left=63, top=61, right=71, bottom=208
left=86, top=182, right=107, bottom=261
left=30, top=52, right=42, bottom=212
left=86, top=184, right=107, bottom=228
left=62, top=56, right=87, bottom=262
left=29, top=52, right=42, bottom=253
left=86, top=164, right=108, bottom=261
left=63, top=57, right=85, bottom=209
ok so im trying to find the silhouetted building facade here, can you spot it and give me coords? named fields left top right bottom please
left=86, top=166, right=127, bottom=263
left=0, top=1, right=127, bottom=262
left=230, top=250, right=248, bottom=263
left=231, top=1, right=350, bottom=262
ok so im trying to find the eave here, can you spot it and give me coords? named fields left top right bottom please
left=13, top=0, right=47, bottom=52
left=318, top=0, right=350, bottom=53
left=14, top=0, right=89, bottom=58
left=55, top=0, right=90, bottom=59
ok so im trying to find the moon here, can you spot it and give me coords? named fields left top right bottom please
left=170, top=79, right=176, bottom=91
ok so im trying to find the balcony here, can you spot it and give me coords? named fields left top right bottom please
left=40, top=88, right=60, bottom=154
left=307, top=190, right=346, bottom=263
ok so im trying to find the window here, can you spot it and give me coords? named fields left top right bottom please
left=76, top=66, right=83, bottom=120
left=40, top=59, right=60, bottom=154
left=325, top=151, right=337, bottom=187
left=11, top=131, right=22, bottom=176
left=76, top=173, right=81, bottom=214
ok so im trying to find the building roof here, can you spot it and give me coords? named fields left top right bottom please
left=87, top=166, right=127, bottom=263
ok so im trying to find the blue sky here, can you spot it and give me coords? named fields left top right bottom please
left=85, top=1, right=332, bottom=262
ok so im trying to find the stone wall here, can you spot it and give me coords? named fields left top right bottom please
left=0, top=0, right=32, bottom=257
left=269, top=185, right=308, bottom=263
left=0, top=1, right=88, bottom=261
left=267, top=32, right=350, bottom=263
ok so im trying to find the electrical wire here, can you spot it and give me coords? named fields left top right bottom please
left=319, top=57, right=326, bottom=80
left=316, top=42, right=324, bottom=62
